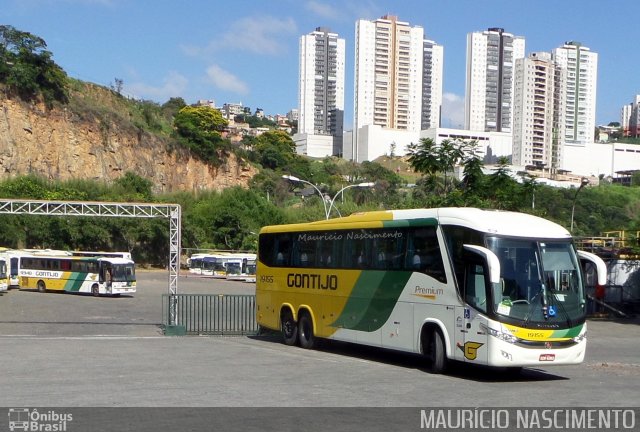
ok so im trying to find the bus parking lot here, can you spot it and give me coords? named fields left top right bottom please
left=0, top=270, right=638, bottom=408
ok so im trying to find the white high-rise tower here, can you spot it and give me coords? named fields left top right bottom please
left=422, top=39, right=443, bottom=130
left=297, top=27, right=345, bottom=157
left=552, top=41, right=598, bottom=145
left=465, top=28, right=525, bottom=133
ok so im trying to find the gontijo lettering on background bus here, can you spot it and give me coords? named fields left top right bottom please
left=256, top=208, right=607, bottom=373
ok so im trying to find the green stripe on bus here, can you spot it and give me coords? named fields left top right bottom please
left=66, top=273, right=85, bottom=292
left=332, top=271, right=413, bottom=331
left=552, top=324, right=583, bottom=339
left=382, top=218, right=438, bottom=228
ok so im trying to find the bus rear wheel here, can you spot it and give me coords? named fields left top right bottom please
left=281, top=309, right=298, bottom=346
left=298, top=312, right=316, bottom=349
left=37, top=280, right=46, bottom=293
left=91, top=284, right=100, bottom=297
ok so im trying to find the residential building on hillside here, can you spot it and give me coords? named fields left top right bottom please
left=552, top=41, right=598, bottom=145
left=465, top=28, right=525, bottom=133
left=512, top=52, right=565, bottom=171
left=295, top=27, right=345, bottom=158
left=286, top=109, right=299, bottom=123
left=222, top=102, right=245, bottom=119
left=196, top=99, right=216, bottom=108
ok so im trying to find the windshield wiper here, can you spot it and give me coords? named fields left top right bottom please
left=523, top=287, right=545, bottom=327
left=546, top=285, right=573, bottom=328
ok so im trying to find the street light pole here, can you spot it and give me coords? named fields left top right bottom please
left=282, top=174, right=329, bottom=219
left=570, top=177, right=590, bottom=233
left=327, top=182, right=375, bottom=219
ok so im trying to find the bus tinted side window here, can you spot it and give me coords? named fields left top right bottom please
left=441, top=225, right=485, bottom=293
left=408, top=226, right=446, bottom=283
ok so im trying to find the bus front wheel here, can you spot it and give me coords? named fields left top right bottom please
left=37, top=281, right=46, bottom=293
left=281, top=309, right=298, bottom=346
left=298, top=312, right=315, bottom=349
left=91, top=284, right=100, bottom=297
left=423, top=327, right=447, bottom=374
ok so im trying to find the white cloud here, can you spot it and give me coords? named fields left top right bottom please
left=183, top=16, right=297, bottom=58
left=441, top=92, right=465, bottom=129
left=206, top=64, right=249, bottom=95
left=305, top=1, right=341, bottom=20
left=125, top=71, right=188, bottom=101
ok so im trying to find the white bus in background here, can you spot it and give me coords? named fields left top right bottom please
left=201, top=254, right=231, bottom=278
left=187, top=253, right=210, bottom=275
left=226, top=253, right=257, bottom=282
left=0, top=254, right=8, bottom=292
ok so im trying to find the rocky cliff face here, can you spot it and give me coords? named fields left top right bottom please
left=0, top=96, right=256, bottom=193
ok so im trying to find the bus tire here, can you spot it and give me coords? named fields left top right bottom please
left=424, top=327, right=447, bottom=374
left=37, top=280, right=46, bottom=293
left=281, top=309, right=298, bottom=346
left=91, top=284, right=100, bottom=297
left=298, top=312, right=316, bottom=349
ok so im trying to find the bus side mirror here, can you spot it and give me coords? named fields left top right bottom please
left=577, top=250, right=607, bottom=286
left=463, top=244, right=501, bottom=284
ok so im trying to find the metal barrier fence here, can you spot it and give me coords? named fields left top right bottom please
left=162, top=294, right=259, bottom=335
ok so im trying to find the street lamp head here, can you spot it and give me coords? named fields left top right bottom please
left=357, top=182, right=375, bottom=188
left=282, top=174, right=300, bottom=182
left=580, top=177, right=590, bottom=187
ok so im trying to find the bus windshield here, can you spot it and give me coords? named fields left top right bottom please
left=111, top=263, right=136, bottom=282
left=486, top=237, right=586, bottom=326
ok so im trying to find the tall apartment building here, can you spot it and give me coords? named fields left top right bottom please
left=422, top=39, right=444, bottom=130
left=465, top=28, right=525, bottom=133
left=297, top=27, right=345, bottom=156
left=512, top=52, right=565, bottom=170
left=552, top=41, right=598, bottom=145
left=621, top=102, right=633, bottom=137
left=629, top=95, right=640, bottom=138
left=354, top=15, right=425, bottom=135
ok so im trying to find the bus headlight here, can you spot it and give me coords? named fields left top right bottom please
left=486, top=327, right=518, bottom=344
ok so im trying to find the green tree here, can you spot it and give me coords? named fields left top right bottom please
left=253, top=130, right=297, bottom=171
left=161, top=97, right=187, bottom=121
left=113, top=172, right=154, bottom=201
left=461, top=143, right=485, bottom=200
left=173, top=105, right=230, bottom=165
left=487, top=157, right=519, bottom=209
left=0, top=25, right=68, bottom=106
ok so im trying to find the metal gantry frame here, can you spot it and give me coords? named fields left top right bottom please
left=0, top=199, right=182, bottom=323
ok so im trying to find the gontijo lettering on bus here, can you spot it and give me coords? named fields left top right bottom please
left=287, top=273, right=337, bottom=290
left=20, top=269, right=63, bottom=278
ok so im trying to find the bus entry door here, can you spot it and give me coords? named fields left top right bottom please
left=455, top=259, right=489, bottom=364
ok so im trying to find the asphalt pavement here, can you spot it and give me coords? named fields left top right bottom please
left=0, top=270, right=638, bottom=431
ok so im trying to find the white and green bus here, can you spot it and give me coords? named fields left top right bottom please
left=19, top=254, right=136, bottom=296
left=256, top=208, right=607, bottom=373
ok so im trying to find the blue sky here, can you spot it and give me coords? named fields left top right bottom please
left=4, top=0, right=638, bottom=129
